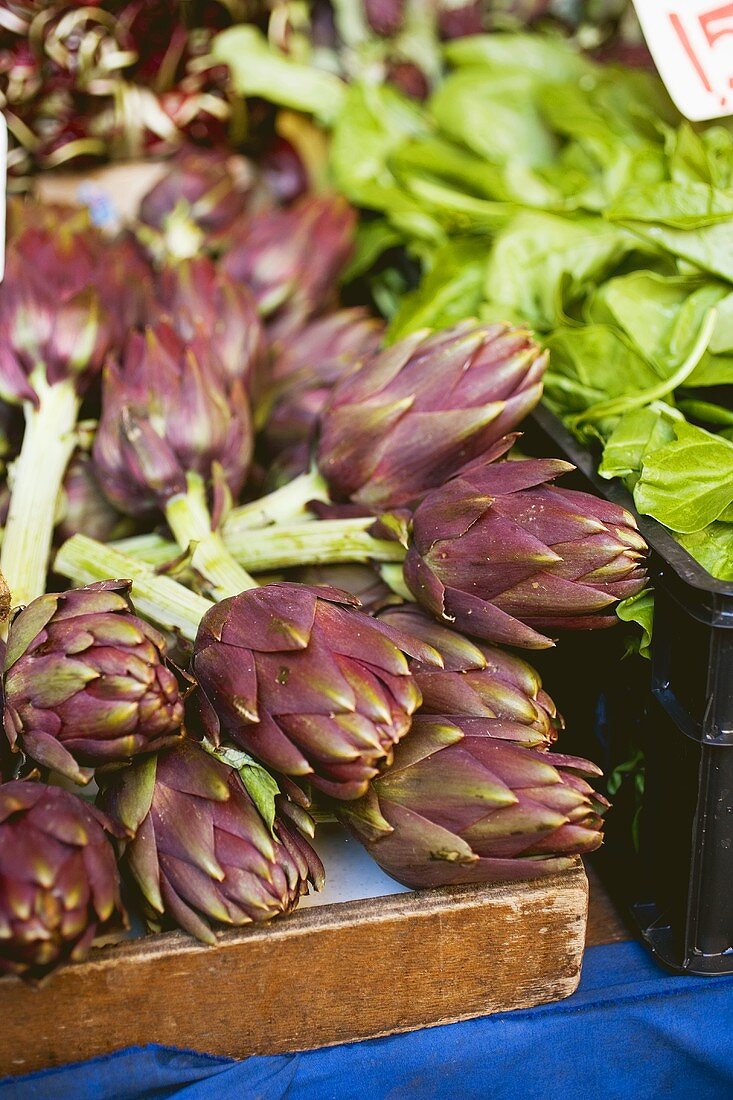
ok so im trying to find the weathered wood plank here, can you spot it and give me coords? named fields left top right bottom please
left=0, top=862, right=588, bottom=1076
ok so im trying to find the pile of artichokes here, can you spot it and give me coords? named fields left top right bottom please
left=0, top=148, right=647, bottom=981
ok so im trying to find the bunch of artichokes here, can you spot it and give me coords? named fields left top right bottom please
left=0, top=145, right=649, bottom=983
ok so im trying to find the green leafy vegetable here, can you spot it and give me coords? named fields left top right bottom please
left=443, top=33, right=596, bottom=82
left=429, top=68, right=557, bottom=169
left=213, top=26, right=345, bottom=122
left=634, top=421, right=733, bottom=532
left=598, top=407, right=677, bottom=488
left=544, top=326, right=661, bottom=419
left=330, top=83, right=430, bottom=215
left=676, top=525, right=733, bottom=581
left=617, top=590, right=655, bottom=660
left=606, top=181, right=733, bottom=228
left=485, top=213, right=644, bottom=332
left=317, top=30, right=733, bottom=583
left=388, top=238, right=489, bottom=340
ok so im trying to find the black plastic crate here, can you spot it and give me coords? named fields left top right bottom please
left=523, top=405, right=733, bottom=975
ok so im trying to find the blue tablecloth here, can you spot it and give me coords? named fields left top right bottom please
left=4, top=941, right=733, bottom=1099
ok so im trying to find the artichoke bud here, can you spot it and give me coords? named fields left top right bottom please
left=378, top=605, right=563, bottom=746
left=222, top=194, right=356, bottom=339
left=338, top=727, right=609, bottom=890
left=0, top=261, right=111, bottom=402
left=0, top=781, right=127, bottom=980
left=364, top=0, right=406, bottom=36
left=156, top=255, right=264, bottom=392
left=100, top=739, right=323, bottom=943
left=317, top=321, right=548, bottom=509
left=192, top=582, right=441, bottom=801
left=261, top=308, right=384, bottom=454
left=138, top=147, right=253, bottom=253
left=93, top=322, right=252, bottom=516
left=404, top=455, right=649, bottom=649
left=2, top=582, right=185, bottom=785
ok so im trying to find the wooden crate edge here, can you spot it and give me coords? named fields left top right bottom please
left=0, top=861, right=588, bottom=1076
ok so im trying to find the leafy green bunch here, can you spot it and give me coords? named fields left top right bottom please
left=273, top=33, right=733, bottom=582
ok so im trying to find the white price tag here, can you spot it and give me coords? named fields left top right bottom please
left=632, top=0, right=733, bottom=121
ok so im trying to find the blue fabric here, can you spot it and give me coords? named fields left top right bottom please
left=4, top=941, right=733, bottom=1100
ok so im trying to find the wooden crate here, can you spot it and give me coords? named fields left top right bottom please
left=0, top=838, right=587, bottom=1077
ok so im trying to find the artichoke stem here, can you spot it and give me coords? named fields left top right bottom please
left=114, top=518, right=407, bottom=572
left=110, top=532, right=174, bottom=567
left=226, top=518, right=405, bottom=570
left=54, top=535, right=212, bottom=641
left=165, top=476, right=258, bottom=600
left=1, top=378, right=80, bottom=607
left=226, top=469, right=330, bottom=534
left=379, top=564, right=414, bottom=601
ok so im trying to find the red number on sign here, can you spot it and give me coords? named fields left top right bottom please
left=697, top=3, right=733, bottom=47
left=668, top=11, right=715, bottom=94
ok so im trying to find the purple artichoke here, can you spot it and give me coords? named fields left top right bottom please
left=156, top=256, right=265, bottom=392
left=3, top=582, right=184, bottom=784
left=138, top=147, right=253, bottom=248
left=438, top=1, right=484, bottom=38
left=317, top=321, right=547, bottom=509
left=385, top=61, right=431, bottom=101
left=7, top=208, right=152, bottom=346
left=260, top=136, right=309, bottom=205
left=0, top=255, right=111, bottom=406
left=364, top=0, right=406, bottom=36
left=404, top=452, right=648, bottom=648
left=378, top=605, right=562, bottom=748
left=0, top=781, right=126, bottom=979
left=101, top=739, right=324, bottom=944
left=93, top=322, right=252, bottom=517
left=222, top=194, right=356, bottom=339
left=338, top=721, right=608, bottom=889
left=193, top=582, right=442, bottom=800
left=96, top=233, right=155, bottom=344
left=261, top=307, right=385, bottom=459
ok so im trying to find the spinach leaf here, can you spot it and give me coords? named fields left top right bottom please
left=676, top=524, right=733, bottom=581
left=390, top=135, right=563, bottom=209
left=543, top=325, right=662, bottom=418
left=634, top=421, right=733, bottom=532
left=443, top=33, right=595, bottom=81
left=710, top=292, right=733, bottom=353
left=586, top=273, right=731, bottom=387
left=598, top=407, right=677, bottom=488
left=388, top=238, right=489, bottom=341
left=670, top=123, right=733, bottom=189
left=611, top=216, right=733, bottom=283
left=429, top=68, right=557, bottom=169
left=212, top=26, right=344, bottom=121
left=676, top=400, right=733, bottom=428
left=330, top=83, right=430, bottom=214
left=484, top=212, right=647, bottom=332
left=617, top=590, right=655, bottom=659
left=607, top=181, right=733, bottom=228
